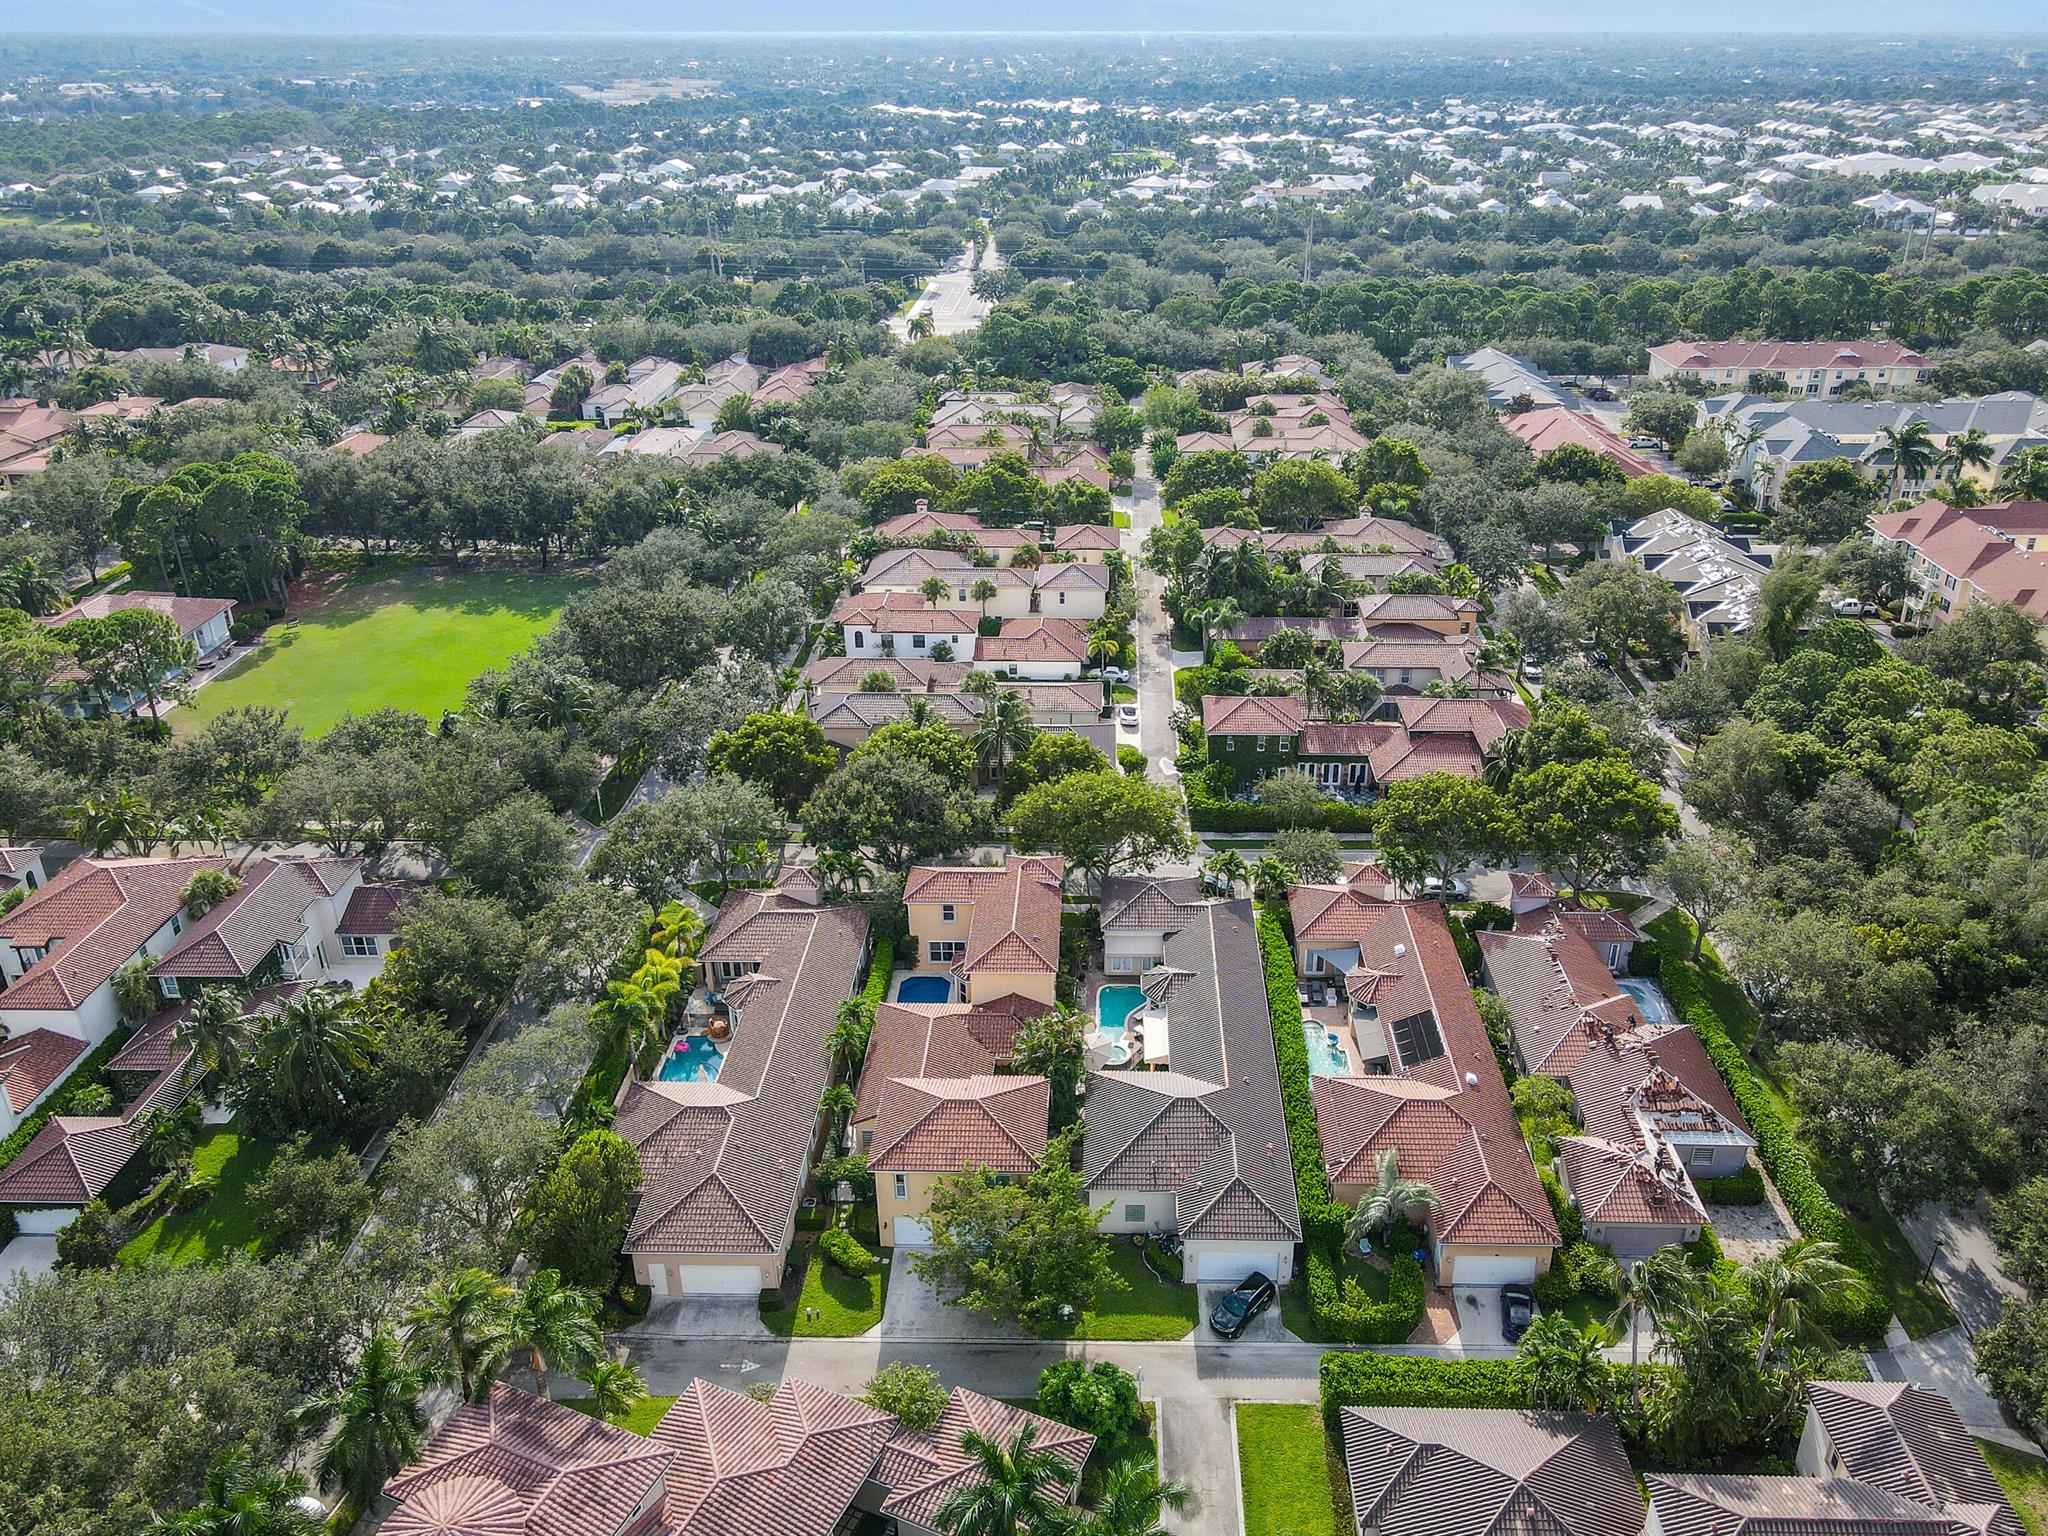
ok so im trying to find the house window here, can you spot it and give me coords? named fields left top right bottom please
left=928, top=940, right=966, bottom=964
left=1109, top=954, right=1132, bottom=972
left=852, top=631, right=865, bottom=649
left=940, top=903, right=956, bottom=924
left=913, top=633, right=927, bottom=649
left=341, top=934, right=380, bottom=958
left=159, top=975, right=181, bottom=1000
left=13, top=945, right=46, bottom=968
left=893, top=1174, right=908, bottom=1199
left=1687, top=1146, right=1716, bottom=1166
left=1124, top=1203, right=1145, bottom=1223
left=1256, top=736, right=1267, bottom=752
left=170, top=913, right=182, bottom=935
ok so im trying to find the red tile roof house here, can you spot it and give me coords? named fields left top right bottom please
left=870, top=1074, right=1050, bottom=1247
left=1299, top=893, right=1559, bottom=1286
left=0, top=844, right=48, bottom=899
left=903, top=855, right=1065, bottom=1006
left=1871, top=500, right=2048, bottom=626
left=0, top=1050, right=196, bottom=1230
left=832, top=590, right=981, bottom=665
left=1647, top=338, right=1931, bottom=398
left=849, top=997, right=1051, bottom=1151
left=975, top=616, right=1093, bottom=680
left=37, top=592, right=237, bottom=716
left=1081, top=898, right=1304, bottom=1286
left=613, top=890, right=871, bottom=1297
left=145, top=855, right=376, bottom=1004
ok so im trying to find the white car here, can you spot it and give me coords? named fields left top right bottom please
left=1117, top=702, right=1140, bottom=729
left=1099, top=665, right=1131, bottom=682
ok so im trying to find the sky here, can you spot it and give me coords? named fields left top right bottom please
left=1, top=0, right=2043, bottom=34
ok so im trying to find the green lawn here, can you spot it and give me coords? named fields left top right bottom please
left=178, top=560, right=586, bottom=737
left=117, top=1128, right=278, bottom=1267
left=1236, top=1404, right=1340, bottom=1536
left=761, top=1243, right=890, bottom=1337
left=1075, top=1239, right=1199, bottom=1341
left=1278, top=1250, right=1390, bottom=1343
left=1644, top=911, right=1957, bottom=1338
left=560, top=1394, right=680, bottom=1437
left=1982, top=1439, right=2048, bottom=1536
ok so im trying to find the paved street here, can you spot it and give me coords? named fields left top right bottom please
left=1121, top=463, right=1192, bottom=783
left=889, top=236, right=999, bottom=340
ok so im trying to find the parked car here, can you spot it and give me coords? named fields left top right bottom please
left=1419, top=875, right=1471, bottom=900
left=1209, top=1272, right=1277, bottom=1339
left=1117, top=702, right=1140, bottom=728
left=1099, top=665, right=1131, bottom=682
left=1501, top=1283, right=1535, bottom=1343
left=1521, top=662, right=1544, bottom=683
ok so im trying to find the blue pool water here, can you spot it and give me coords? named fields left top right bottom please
left=897, top=974, right=953, bottom=1004
left=1304, top=1020, right=1351, bottom=1076
left=659, top=1035, right=726, bottom=1082
left=1618, top=978, right=1674, bottom=1026
left=1097, top=986, right=1145, bottom=1065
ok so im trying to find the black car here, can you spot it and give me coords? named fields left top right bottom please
left=1500, top=1283, right=1535, bottom=1344
left=1209, top=1272, right=1277, bottom=1339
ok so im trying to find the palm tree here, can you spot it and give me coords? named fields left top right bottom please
left=176, top=986, right=253, bottom=1087
left=503, top=1268, right=604, bottom=1401
left=1198, top=597, right=1243, bottom=657
left=576, top=1357, right=650, bottom=1425
left=1342, top=1149, right=1436, bottom=1253
left=1517, top=1314, right=1608, bottom=1411
left=1608, top=1244, right=1696, bottom=1396
left=920, top=575, right=951, bottom=609
left=1081, top=1455, right=1190, bottom=1536
left=815, top=848, right=874, bottom=903
left=404, top=1267, right=515, bottom=1404
left=1878, top=420, right=1939, bottom=501
left=152, top=1448, right=321, bottom=1535
left=297, top=1324, right=423, bottom=1509
left=970, top=577, right=998, bottom=619
left=1998, top=447, right=2048, bottom=502
left=971, top=688, right=1035, bottom=783
left=933, top=1424, right=1073, bottom=1536
left=71, top=787, right=161, bottom=857
left=1204, top=850, right=1250, bottom=897
left=830, top=996, right=877, bottom=1074
left=255, top=984, right=372, bottom=1119
left=140, top=1096, right=202, bottom=1178
left=1251, top=855, right=1293, bottom=906
left=907, top=312, right=936, bottom=342
left=1, top=556, right=65, bottom=616
left=1741, top=1236, right=1860, bottom=1366
left=1941, top=427, right=1995, bottom=486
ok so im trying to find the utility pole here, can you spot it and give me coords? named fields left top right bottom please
left=1303, top=201, right=1314, bottom=283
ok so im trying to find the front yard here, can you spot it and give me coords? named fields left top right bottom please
left=1236, top=1403, right=1341, bottom=1536
left=1982, top=1439, right=2048, bottom=1536
left=116, top=1128, right=277, bottom=1267
left=760, top=1238, right=890, bottom=1338
left=1074, top=1237, right=1199, bottom=1341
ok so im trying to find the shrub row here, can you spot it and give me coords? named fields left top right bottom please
left=1186, top=768, right=1377, bottom=834
left=1655, top=945, right=1893, bottom=1340
left=0, top=1021, right=137, bottom=1184
left=1256, top=906, right=1426, bottom=1344
left=858, top=934, right=893, bottom=1010
left=818, top=1227, right=876, bottom=1277
left=1696, top=1165, right=1767, bottom=1205
left=1320, top=1353, right=1528, bottom=1432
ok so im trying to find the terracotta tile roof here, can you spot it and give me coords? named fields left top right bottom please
left=1300, top=721, right=1397, bottom=757
left=0, top=856, right=225, bottom=1011
left=1504, top=405, right=1659, bottom=477
left=853, top=1001, right=1024, bottom=1125
left=1392, top=695, right=1529, bottom=745
left=867, top=1074, right=1049, bottom=1173
left=1651, top=339, right=1929, bottom=371
left=1099, top=875, right=1207, bottom=933
left=1081, top=900, right=1301, bottom=1244
left=1051, top=522, right=1120, bottom=551
left=1807, top=1382, right=2020, bottom=1536
left=0, top=1027, right=87, bottom=1117
left=1568, top=1031, right=1751, bottom=1146
left=803, top=656, right=972, bottom=694
left=1557, top=1134, right=1707, bottom=1226
left=383, top=1383, right=675, bottom=1536
left=617, top=895, right=869, bottom=1259
left=978, top=616, right=1091, bottom=663
left=905, top=856, right=1065, bottom=980
left=1357, top=592, right=1481, bottom=625
left=1647, top=1473, right=1961, bottom=1536
left=1342, top=1407, right=1643, bottom=1536
left=873, top=509, right=989, bottom=538
left=831, top=590, right=978, bottom=633
left=39, top=590, right=234, bottom=636
left=150, top=856, right=359, bottom=978
left=1202, top=693, right=1304, bottom=736
left=1477, top=926, right=1651, bottom=1076
left=875, top=1388, right=1092, bottom=1529
left=657, top=1377, right=898, bottom=1536
left=338, top=882, right=420, bottom=937
left=0, top=846, right=42, bottom=878
left=0, top=1051, right=195, bottom=1205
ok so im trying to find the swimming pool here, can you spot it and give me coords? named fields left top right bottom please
left=1097, top=986, right=1146, bottom=1065
left=1618, top=978, right=1674, bottom=1026
left=897, top=974, right=953, bottom=1004
left=659, top=1035, right=727, bottom=1083
left=1304, top=1019, right=1351, bottom=1076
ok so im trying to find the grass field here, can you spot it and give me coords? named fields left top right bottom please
left=1075, top=1239, right=1200, bottom=1341
left=561, top=1394, right=681, bottom=1437
left=1982, top=1439, right=2048, bottom=1536
left=761, top=1242, right=890, bottom=1337
left=1236, top=1404, right=1341, bottom=1536
left=118, top=1128, right=277, bottom=1267
left=177, top=560, right=585, bottom=737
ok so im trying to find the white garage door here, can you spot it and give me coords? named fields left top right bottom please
left=1447, top=1253, right=1537, bottom=1287
left=893, top=1216, right=932, bottom=1248
left=673, top=1264, right=762, bottom=1295
left=1192, top=1248, right=1281, bottom=1285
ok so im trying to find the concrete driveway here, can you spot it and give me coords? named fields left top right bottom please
left=1448, top=1286, right=1512, bottom=1351
left=0, top=1235, right=56, bottom=1289
left=621, top=1295, right=768, bottom=1341
left=880, top=1256, right=1029, bottom=1343
left=1195, top=1285, right=1281, bottom=1344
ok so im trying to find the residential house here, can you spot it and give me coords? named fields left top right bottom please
left=1704, top=393, right=2048, bottom=503
left=857, top=548, right=1110, bottom=621
left=672, top=355, right=763, bottom=428
left=811, top=683, right=1112, bottom=765
left=1646, top=1474, right=1968, bottom=1536
left=1201, top=692, right=1305, bottom=779
left=582, top=356, right=686, bottom=428
left=1302, top=894, right=1560, bottom=1284
left=869, top=1074, right=1050, bottom=1246
left=1797, top=1381, right=2020, bottom=1536
left=0, top=1052, right=196, bottom=1228
left=1353, top=592, right=1481, bottom=639
left=802, top=656, right=971, bottom=695
left=976, top=616, right=1093, bottom=680
left=1050, top=523, right=1121, bottom=562
left=1450, top=347, right=1591, bottom=413
left=0, top=846, right=47, bottom=899
left=1098, top=874, right=1208, bottom=977
left=1608, top=510, right=1767, bottom=643
left=831, top=591, right=980, bottom=663
left=1081, top=897, right=1304, bottom=1284
left=903, top=856, right=1064, bottom=1006
left=115, top=342, right=250, bottom=373
left=613, top=889, right=870, bottom=1295
left=1871, top=500, right=2048, bottom=625
left=0, top=399, right=79, bottom=485
left=38, top=592, right=236, bottom=714
left=1959, top=499, right=2048, bottom=554
left=146, top=855, right=372, bottom=1003
left=849, top=996, right=1047, bottom=1152
left=1339, top=1407, right=1644, bottom=1536
left=1338, top=637, right=1515, bottom=697
left=1648, top=339, right=1931, bottom=397
left=1201, top=693, right=1526, bottom=794
left=1503, top=405, right=1659, bottom=478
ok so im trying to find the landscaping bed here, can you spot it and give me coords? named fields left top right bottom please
left=116, top=1128, right=279, bottom=1267
left=561, top=1394, right=681, bottom=1436
left=760, top=1234, right=889, bottom=1338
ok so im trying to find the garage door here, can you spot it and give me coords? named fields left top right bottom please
left=1192, top=1248, right=1281, bottom=1285
left=1446, top=1253, right=1536, bottom=1287
left=673, top=1264, right=762, bottom=1295
left=893, top=1216, right=932, bottom=1248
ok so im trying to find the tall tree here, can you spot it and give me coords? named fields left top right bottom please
left=297, top=1325, right=423, bottom=1509
left=403, top=1268, right=514, bottom=1405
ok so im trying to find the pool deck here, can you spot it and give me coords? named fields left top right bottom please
left=891, top=968, right=957, bottom=1004
left=1303, top=1002, right=1367, bottom=1074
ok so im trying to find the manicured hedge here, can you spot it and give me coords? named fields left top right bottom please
left=1186, top=768, right=1377, bottom=834
left=1320, top=1353, right=1528, bottom=1431
left=1697, top=1165, right=1767, bottom=1205
left=1656, top=945, right=1892, bottom=1340
left=0, top=1021, right=137, bottom=1181
left=1257, top=906, right=1426, bottom=1344
left=818, top=1227, right=877, bottom=1277
left=858, top=934, right=893, bottom=1009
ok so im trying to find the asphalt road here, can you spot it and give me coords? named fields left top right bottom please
left=1121, top=463, right=1186, bottom=783
left=889, top=236, right=1000, bottom=340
